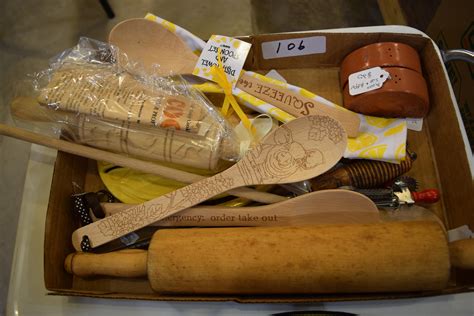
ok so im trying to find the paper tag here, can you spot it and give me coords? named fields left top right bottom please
left=265, top=69, right=288, bottom=83
left=261, top=36, right=326, bottom=59
left=348, top=67, right=390, bottom=96
left=192, top=35, right=251, bottom=88
left=448, top=225, right=473, bottom=242
left=406, top=117, right=423, bottom=131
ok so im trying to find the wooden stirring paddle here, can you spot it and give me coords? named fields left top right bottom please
left=108, top=18, right=360, bottom=137
left=101, top=189, right=380, bottom=227
left=71, top=115, right=347, bottom=251
left=7, top=96, right=287, bottom=204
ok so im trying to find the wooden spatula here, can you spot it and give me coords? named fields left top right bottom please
left=100, top=189, right=380, bottom=227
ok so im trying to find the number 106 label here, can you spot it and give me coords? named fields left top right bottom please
left=261, top=36, right=326, bottom=59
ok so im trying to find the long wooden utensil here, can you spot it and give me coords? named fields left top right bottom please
left=65, top=221, right=474, bottom=294
left=100, top=189, right=380, bottom=227
left=5, top=96, right=287, bottom=204
left=71, top=115, right=347, bottom=251
left=108, top=18, right=360, bottom=137
left=0, top=122, right=287, bottom=203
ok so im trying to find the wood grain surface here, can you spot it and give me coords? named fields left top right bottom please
left=71, top=115, right=347, bottom=251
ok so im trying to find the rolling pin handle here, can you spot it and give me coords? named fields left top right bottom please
left=65, top=249, right=148, bottom=278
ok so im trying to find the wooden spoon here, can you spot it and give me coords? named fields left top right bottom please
left=100, top=189, right=380, bottom=227
left=109, top=18, right=198, bottom=75
left=71, top=114, right=347, bottom=251
left=108, top=18, right=360, bottom=137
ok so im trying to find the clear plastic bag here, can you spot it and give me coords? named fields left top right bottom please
left=12, top=37, right=240, bottom=172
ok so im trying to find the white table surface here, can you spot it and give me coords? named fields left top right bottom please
left=7, top=26, right=474, bottom=315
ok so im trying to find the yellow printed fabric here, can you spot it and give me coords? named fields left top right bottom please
left=145, top=13, right=407, bottom=163
left=232, top=89, right=296, bottom=123
left=350, top=117, right=407, bottom=162
left=242, top=71, right=407, bottom=163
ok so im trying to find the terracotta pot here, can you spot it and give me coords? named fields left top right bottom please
left=340, top=42, right=422, bottom=87
left=343, top=67, right=429, bottom=118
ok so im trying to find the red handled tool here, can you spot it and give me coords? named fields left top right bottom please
left=412, top=189, right=440, bottom=204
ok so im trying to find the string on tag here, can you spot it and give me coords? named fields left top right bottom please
left=210, top=48, right=256, bottom=138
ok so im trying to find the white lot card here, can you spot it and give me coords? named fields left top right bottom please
left=261, top=36, right=326, bottom=59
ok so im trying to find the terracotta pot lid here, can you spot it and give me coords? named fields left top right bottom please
left=340, top=42, right=422, bottom=87
left=343, top=67, right=429, bottom=118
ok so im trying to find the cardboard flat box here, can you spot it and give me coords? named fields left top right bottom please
left=44, top=30, right=474, bottom=302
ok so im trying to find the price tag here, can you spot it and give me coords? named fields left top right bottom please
left=348, top=67, right=390, bottom=96
left=265, top=69, right=287, bottom=83
left=448, top=225, right=474, bottom=242
left=406, top=117, right=423, bottom=131
left=192, top=35, right=251, bottom=88
left=261, top=36, right=326, bottom=59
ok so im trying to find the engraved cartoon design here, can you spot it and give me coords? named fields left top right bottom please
left=238, top=115, right=344, bottom=185
left=307, top=115, right=345, bottom=144
left=90, top=115, right=345, bottom=243
left=238, top=125, right=322, bottom=184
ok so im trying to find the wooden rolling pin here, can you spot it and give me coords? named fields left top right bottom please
left=7, top=96, right=286, bottom=203
left=65, top=221, right=474, bottom=295
left=37, top=65, right=213, bottom=135
left=10, top=96, right=232, bottom=171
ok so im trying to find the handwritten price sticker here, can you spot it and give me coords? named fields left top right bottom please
left=192, top=35, right=251, bottom=88
left=261, top=36, right=326, bottom=59
left=348, top=67, right=391, bottom=96
left=406, top=117, right=423, bottom=131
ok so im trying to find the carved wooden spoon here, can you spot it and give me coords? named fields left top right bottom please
left=108, top=18, right=360, bottom=137
left=72, top=114, right=347, bottom=251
